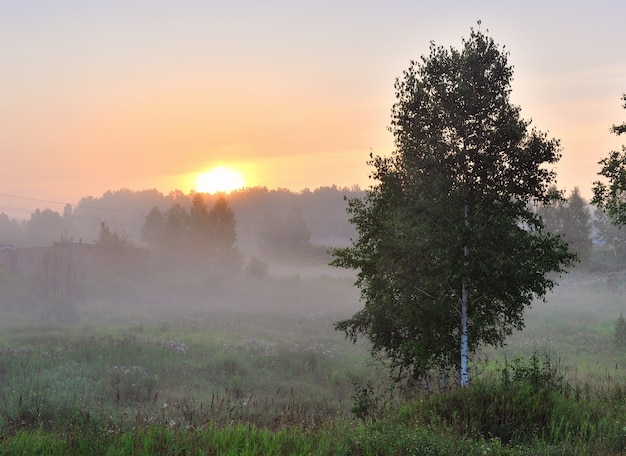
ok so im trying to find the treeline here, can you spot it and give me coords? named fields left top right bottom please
left=0, top=186, right=363, bottom=254
left=2, top=183, right=626, bottom=272
left=0, top=186, right=365, bottom=321
left=533, top=186, right=626, bottom=272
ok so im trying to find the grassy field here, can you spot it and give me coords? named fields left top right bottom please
left=2, top=265, right=626, bottom=454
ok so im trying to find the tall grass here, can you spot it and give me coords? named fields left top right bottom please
left=3, top=272, right=626, bottom=454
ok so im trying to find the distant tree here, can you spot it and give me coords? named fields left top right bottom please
left=24, top=208, right=65, bottom=247
left=141, top=206, right=165, bottom=248
left=593, top=208, right=626, bottom=266
left=208, top=195, right=241, bottom=268
left=140, top=194, right=241, bottom=268
left=61, top=204, right=74, bottom=242
left=95, top=222, right=133, bottom=248
left=189, top=193, right=206, bottom=216
left=535, top=186, right=566, bottom=235
left=536, top=187, right=592, bottom=269
left=141, top=203, right=187, bottom=255
left=562, top=188, right=592, bottom=267
left=0, top=213, right=23, bottom=246
left=163, top=203, right=189, bottom=251
left=332, top=28, right=575, bottom=387
left=189, top=193, right=214, bottom=255
left=592, top=94, right=626, bottom=224
left=72, top=188, right=169, bottom=247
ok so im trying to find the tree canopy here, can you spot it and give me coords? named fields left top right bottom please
left=141, top=194, right=241, bottom=268
left=592, top=94, right=626, bottom=225
left=332, top=28, right=575, bottom=386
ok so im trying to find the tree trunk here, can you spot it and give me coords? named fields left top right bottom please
left=460, top=274, right=469, bottom=386
left=460, top=204, right=470, bottom=387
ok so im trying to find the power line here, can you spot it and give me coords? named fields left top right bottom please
left=0, top=192, right=146, bottom=215
left=0, top=192, right=69, bottom=207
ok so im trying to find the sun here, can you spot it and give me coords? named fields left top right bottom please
left=194, top=166, right=246, bottom=194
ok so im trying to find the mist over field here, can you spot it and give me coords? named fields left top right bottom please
left=0, top=186, right=366, bottom=318
left=2, top=185, right=626, bottom=454
left=2, top=0, right=625, bottom=450
left=0, top=185, right=623, bottom=367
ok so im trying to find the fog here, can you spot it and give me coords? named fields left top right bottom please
left=1, top=186, right=625, bottom=439
left=0, top=189, right=372, bottom=432
left=0, top=186, right=366, bottom=323
left=0, top=186, right=623, bottom=357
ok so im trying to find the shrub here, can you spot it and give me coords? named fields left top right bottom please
left=350, top=378, right=380, bottom=420
left=348, top=375, right=396, bottom=421
left=501, top=348, right=570, bottom=395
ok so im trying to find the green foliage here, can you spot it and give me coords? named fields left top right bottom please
left=501, top=348, right=569, bottom=395
left=4, top=277, right=626, bottom=454
left=0, top=290, right=371, bottom=436
left=0, top=423, right=338, bottom=456
left=611, top=93, right=626, bottom=136
left=397, top=351, right=626, bottom=453
left=348, top=376, right=383, bottom=420
left=592, top=94, right=626, bottom=225
left=333, top=27, right=575, bottom=383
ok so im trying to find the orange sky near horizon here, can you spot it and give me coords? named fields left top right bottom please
left=1, top=1, right=625, bottom=219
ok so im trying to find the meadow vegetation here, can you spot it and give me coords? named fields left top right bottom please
left=2, top=257, right=626, bottom=455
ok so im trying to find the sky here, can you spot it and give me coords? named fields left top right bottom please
left=1, top=1, right=625, bottom=218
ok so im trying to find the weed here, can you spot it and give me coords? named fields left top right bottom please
left=501, top=347, right=570, bottom=395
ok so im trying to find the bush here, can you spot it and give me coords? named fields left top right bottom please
left=501, top=348, right=570, bottom=395
left=350, top=378, right=380, bottom=420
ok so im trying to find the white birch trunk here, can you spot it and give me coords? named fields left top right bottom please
left=460, top=204, right=470, bottom=387
left=460, top=272, right=469, bottom=387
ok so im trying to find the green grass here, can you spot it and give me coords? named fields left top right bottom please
left=3, top=269, right=626, bottom=454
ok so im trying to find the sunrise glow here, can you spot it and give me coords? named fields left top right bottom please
left=0, top=1, right=624, bottom=215
left=194, top=166, right=246, bottom=194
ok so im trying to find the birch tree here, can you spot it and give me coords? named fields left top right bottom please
left=332, top=28, right=575, bottom=387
